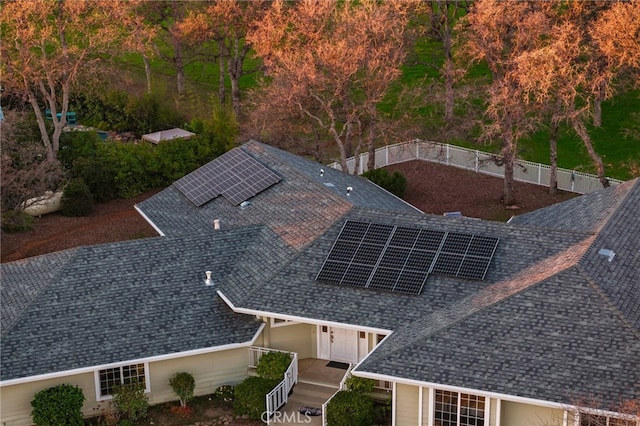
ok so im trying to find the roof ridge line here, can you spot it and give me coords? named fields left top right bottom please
left=1, top=248, right=80, bottom=335
left=575, top=265, right=640, bottom=340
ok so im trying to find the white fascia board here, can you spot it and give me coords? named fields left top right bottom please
left=134, top=204, right=165, bottom=237
left=0, top=326, right=264, bottom=388
left=350, top=369, right=567, bottom=410
left=217, top=290, right=392, bottom=335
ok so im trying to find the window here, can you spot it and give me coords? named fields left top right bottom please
left=97, top=363, right=148, bottom=399
left=580, top=413, right=637, bottom=426
left=435, top=390, right=485, bottom=426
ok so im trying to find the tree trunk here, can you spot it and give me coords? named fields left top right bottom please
left=28, top=94, right=55, bottom=161
left=367, top=118, right=376, bottom=171
left=572, top=118, right=609, bottom=188
left=593, top=82, right=604, bottom=127
left=502, top=136, right=516, bottom=206
left=227, top=38, right=249, bottom=116
left=549, top=118, right=559, bottom=195
left=174, top=38, right=185, bottom=96
left=442, top=26, right=454, bottom=122
left=143, top=54, right=152, bottom=94
left=218, top=39, right=226, bottom=105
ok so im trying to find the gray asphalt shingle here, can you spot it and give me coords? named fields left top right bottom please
left=2, top=140, right=637, bottom=414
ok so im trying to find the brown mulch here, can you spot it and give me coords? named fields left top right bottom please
left=0, top=161, right=577, bottom=263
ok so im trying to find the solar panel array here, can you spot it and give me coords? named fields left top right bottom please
left=174, top=149, right=281, bottom=206
left=316, top=221, right=499, bottom=295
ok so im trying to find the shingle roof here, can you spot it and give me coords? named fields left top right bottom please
left=357, top=268, right=640, bottom=407
left=1, top=231, right=263, bottom=382
left=2, top=140, right=638, bottom=413
left=137, top=140, right=419, bottom=250
left=353, top=179, right=640, bottom=409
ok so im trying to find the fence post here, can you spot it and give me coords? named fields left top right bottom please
left=385, top=145, right=389, bottom=167
left=538, top=164, right=541, bottom=185
left=475, top=150, right=479, bottom=173
left=446, top=144, right=450, bottom=165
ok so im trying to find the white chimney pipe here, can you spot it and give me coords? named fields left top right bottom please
left=213, top=219, right=220, bottom=230
left=204, top=270, right=213, bottom=286
left=346, top=186, right=353, bottom=196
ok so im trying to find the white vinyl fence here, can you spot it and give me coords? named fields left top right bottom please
left=329, top=139, right=623, bottom=194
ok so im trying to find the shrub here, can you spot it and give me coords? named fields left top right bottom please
left=111, top=381, right=148, bottom=422
left=362, top=168, right=408, bottom=198
left=169, top=372, right=195, bottom=408
left=30, top=383, right=85, bottom=426
left=71, top=157, right=118, bottom=203
left=213, top=384, right=235, bottom=402
left=345, top=376, right=375, bottom=394
left=60, top=178, right=94, bottom=217
left=233, top=376, right=280, bottom=420
left=1, top=210, right=34, bottom=232
left=325, top=390, right=374, bottom=426
left=256, top=351, right=292, bottom=380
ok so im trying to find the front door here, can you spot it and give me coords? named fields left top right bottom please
left=317, top=326, right=358, bottom=363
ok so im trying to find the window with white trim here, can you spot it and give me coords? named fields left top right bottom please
left=97, top=363, right=148, bottom=398
left=580, top=413, right=637, bottom=426
left=435, top=390, right=485, bottom=426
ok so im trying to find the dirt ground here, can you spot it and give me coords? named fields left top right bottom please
left=0, top=160, right=577, bottom=263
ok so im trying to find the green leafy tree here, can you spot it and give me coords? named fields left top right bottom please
left=31, top=384, right=85, bottom=426
left=169, top=372, right=196, bottom=409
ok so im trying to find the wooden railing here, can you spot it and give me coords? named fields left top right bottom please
left=248, top=346, right=298, bottom=425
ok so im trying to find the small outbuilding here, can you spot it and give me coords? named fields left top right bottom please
left=141, top=128, right=195, bottom=144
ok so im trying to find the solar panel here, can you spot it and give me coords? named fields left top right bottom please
left=316, top=220, right=499, bottom=294
left=174, top=149, right=280, bottom=206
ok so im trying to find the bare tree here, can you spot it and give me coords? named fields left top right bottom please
left=1, top=0, right=128, bottom=160
left=458, top=0, right=547, bottom=205
left=178, top=0, right=269, bottom=116
left=248, top=0, right=415, bottom=173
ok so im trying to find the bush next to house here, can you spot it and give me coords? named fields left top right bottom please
left=169, top=372, right=196, bottom=408
left=256, top=351, right=292, bottom=381
left=325, top=389, right=374, bottom=426
left=1, top=210, right=35, bottom=233
left=345, top=376, right=375, bottom=394
left=111, top=381, right=149, bottom=422
left=60, top=178, right=94, bottom=217
left=233, top=376, right=281, bottom=420
left=362, top=168, right=408, bottom=198
left=30, top=383, right=85, bottom=426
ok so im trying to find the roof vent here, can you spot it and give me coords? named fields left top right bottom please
left=213, top=219, right=220, bottom=230
left=346, top=186, right=353, bottom=196
left=443, top=211, right=463, bottom=218
left=204, top=270, right=214, bottom=286
left=240, top=201, right=251, bottom=209
left=598, top=248, right=615, bottom=262
left=320, top=168, right=325, bottom=177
